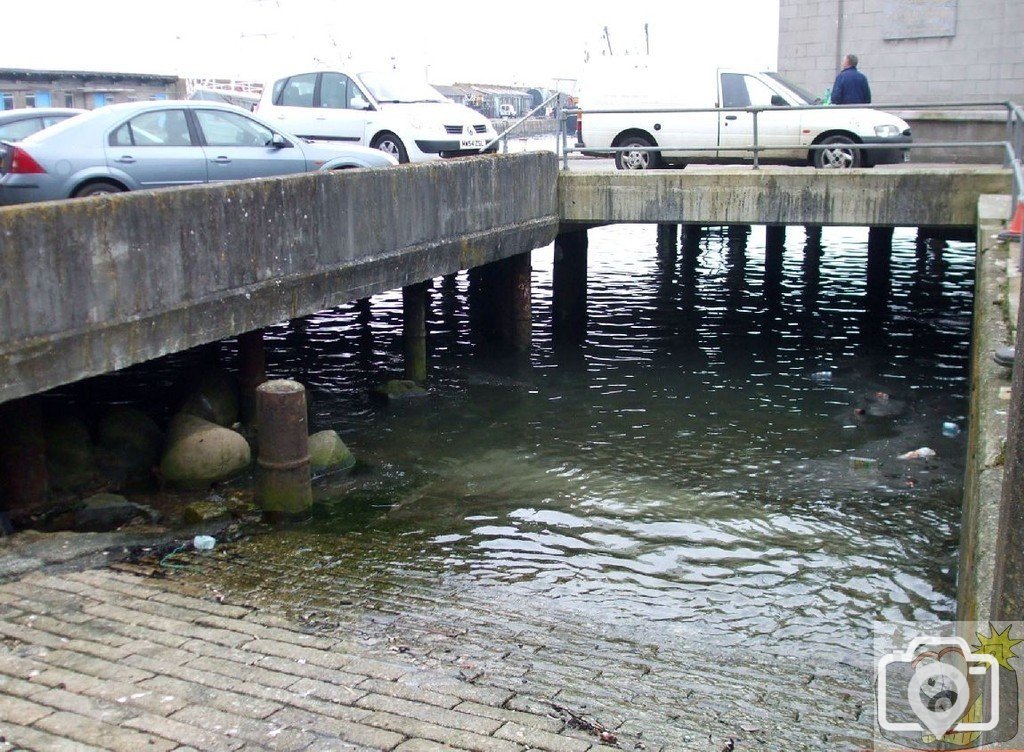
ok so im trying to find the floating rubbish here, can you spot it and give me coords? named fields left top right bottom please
left=898, top=447, right=936, bottom=460
left=810, top=371, right=832, bottom=382
left=193, top=535, right=216, bottom=551
left=850, top=456, right=877, bottom=469
left=942, top=421, right=961, bottom=437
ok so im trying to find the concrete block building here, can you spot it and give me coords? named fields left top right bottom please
left=0, top=69, right=182, bottom=111
left=777, top=0, right=1023, bottom=105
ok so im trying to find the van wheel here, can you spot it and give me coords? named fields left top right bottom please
left=371, top=132, right=409, bottom=163
left=814, top=135, right=861, bottom=169
left=616, top=136, right=660, bottom=170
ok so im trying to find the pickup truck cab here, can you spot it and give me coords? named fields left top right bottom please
left=576, top=61, right=911, bottom=170
left=257, top=69, right=498, bottom=163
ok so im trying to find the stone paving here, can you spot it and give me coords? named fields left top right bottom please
left=0, top=560, right=622, bottom=751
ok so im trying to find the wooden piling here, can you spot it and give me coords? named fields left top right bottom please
left=256, top=379, right=311, bottom=521
left=403, top=281, right=428, bottom=383
left=0, top=398, right=47, bottom=519
left=656, top=223, right=678, bottom=259
left=238, top=329, right=266, bottom=425
left=766, top=224, right=786, bottom=254
left=508, top=252, right=532, bottom=352
left=553, top=230, right=589, bottom=342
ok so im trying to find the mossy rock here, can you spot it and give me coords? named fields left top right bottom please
left=180, top=369, right=240, bottom=427
left=309, top=430, right=356, bottom=475
left=182, top=500, right=231, bottom=524
left=74, top=493, right=159, bottom=532
left=44, top=416, right=97, bottom=491
left=96, top=406, right=163, bottom=489
left=370, top=379, right=428, bottom=403
left=160, top=413, right=251, bottom=490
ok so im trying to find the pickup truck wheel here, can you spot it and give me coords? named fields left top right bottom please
left=372, top=132, right=409, bottom=163
left=615, top=136, right=661, bottom=170
left=814, top=135, right=861, bottom=169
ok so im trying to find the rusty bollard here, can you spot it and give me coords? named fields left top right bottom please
left=256, top=379, right=311, bottom=521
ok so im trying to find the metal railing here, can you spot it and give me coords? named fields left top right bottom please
left=552, top=99, right=1024, bottom=209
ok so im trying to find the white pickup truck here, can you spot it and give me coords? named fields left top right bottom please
left=575, top=61, right=911, bottom=170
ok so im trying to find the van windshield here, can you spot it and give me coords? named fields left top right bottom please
left=357, top=72, right=448, bottom=104
left=763, top=72, right=821, bottom=105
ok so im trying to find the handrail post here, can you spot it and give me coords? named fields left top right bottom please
left=752, top=109, right=760, bottom=170
left=558, top=96, right=568, bottom=171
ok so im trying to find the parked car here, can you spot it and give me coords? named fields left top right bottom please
left=576, top=59, right=912, bottom=169
left=498, top=103, right=517, bottom=119
left=257, top=69, right=498, bottom=163
left=0, top=107, right=85, bottom=140
left=0, top=100, right=397, bottom=205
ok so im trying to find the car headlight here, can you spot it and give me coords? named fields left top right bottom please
left=874, top=124, right=900, bottom=138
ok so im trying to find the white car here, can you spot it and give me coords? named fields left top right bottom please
left=257, top=69, right=499, bottom=163
left=576, top=60, right=912, bottom=170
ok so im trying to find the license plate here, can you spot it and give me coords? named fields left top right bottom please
left=459, top=138, right=486, bottom=150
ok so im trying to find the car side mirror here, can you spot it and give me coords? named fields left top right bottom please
left=351, top=96, right=373, bottom=111
left=770, top=94, right=788, bottom=107
left=270, top=133, right=288, bottom=149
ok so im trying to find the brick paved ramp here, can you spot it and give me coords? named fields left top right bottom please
left=0, top=568, right=617, bottom=751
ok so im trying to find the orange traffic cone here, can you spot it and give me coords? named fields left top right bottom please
left=999, top=199, right=1024, bottom=240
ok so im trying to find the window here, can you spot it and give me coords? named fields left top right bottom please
left=64, top=93, right=74, bottom=108
left=744, top=76, right=784, bottom=107
left=110, top=109, right=192, bottom=147
left=0, top=94, right=11, bottom=111
left=34, top=91, right=51, bottom=107
left=277, top=73, right=317, bottom=107
left=25, top=94, right=35, bottom=108
left=93, top=93, right=108, bottom=107
left=0, top=118, right=44, bottom=140
left=152, top=93, right=168, bottom=101
left=720, top=74, right=749, bottom=108
left=319, top=72, right=355, bottom=109
left=194, top=109, right=274, bottom=147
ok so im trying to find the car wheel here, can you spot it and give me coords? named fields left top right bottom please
left=814, top=135, right=862, bottom=169
left=72, top=181, right=125, bottom=198
left=371, top=132, right=409, bottom=164
left=615, top=136, right=660, bottom=170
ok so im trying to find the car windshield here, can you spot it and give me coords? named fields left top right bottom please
left=357, top=71, right=447, bottom=104
left=763, top=72, right=821, bottom=105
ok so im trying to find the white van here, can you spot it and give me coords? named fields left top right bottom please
left=576, top=58, right=911, bottom=169
left=498, top=103, right=517, bottom=118
left=257, top=69, right=498, bottom=164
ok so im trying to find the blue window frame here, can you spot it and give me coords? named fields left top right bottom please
left=93, top=93, right=108, bottom=107
left=35, top=91, right=52, bottom=107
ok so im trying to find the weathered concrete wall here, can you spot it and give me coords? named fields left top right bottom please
left=558, top=167, right=1011, bottom=227
left=0, top=153, right=559, bottom=405
left=958, top=194, right=1013, bottom=621
left=898, top=110, right=1009, bottom=164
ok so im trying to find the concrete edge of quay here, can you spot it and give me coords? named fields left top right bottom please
left=957, top=193, right=1015, bottom=621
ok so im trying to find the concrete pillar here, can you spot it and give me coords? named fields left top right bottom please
left=868, top=226, right=895, bottom=255
left=402, top=281, right=428, bottom=383
left=553, top=229, right=588, bottom=342
left=992, top=279, right=1024, bottom=619
left=507, top=252, right=532, bottom=352
left=656, top=223, right=678, bottom=259
left=0, top=398, right=47, bottom=521
left=237, top=329, right=266, bottom=425
left=765, top=224, right=786, bottom=254
left=256, top=379, right=312, bottom=522
left=804, top=225, right=822, bottom=245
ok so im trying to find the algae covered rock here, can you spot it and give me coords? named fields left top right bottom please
left=370, top=379, right=428, bottom=403
left=96, top=406, right=163, bottom=489
left=160, top=413, right=251, bottom=489
left=74, top=492, right=159, bottom=532
left=45, top=416, right=97, bottom=491
left=182, top=500, right=231, bottom=524
left=308, top=430, right=356, bottom=475
left=180, top=369, right=240, bottom=427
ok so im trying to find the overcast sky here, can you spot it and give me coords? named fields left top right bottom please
left=6, top=1, right=780, bottom=89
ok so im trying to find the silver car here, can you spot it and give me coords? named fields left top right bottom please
left=0, top=107, right=85, bottom=140
left=0, top=100, right=397, bottom=205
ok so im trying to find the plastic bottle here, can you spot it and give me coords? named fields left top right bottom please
left=942, top=422, right=960, bottom=437
left=193, top=535, right=216, bottom=551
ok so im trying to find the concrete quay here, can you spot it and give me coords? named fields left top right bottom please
left=0, top=562, right=622, bottom=752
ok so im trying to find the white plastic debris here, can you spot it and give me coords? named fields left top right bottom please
left=193, top=534, right=216, bottom=551
left=898, top=447, right=937, bottom=460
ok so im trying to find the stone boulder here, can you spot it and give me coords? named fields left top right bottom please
left=96, top=406, right=164, bottom=489
left=309, top=430, right=356, bottom=475
left=74, top=493, right=159, bottom=532
left=44, top=416, right=97, bottom=491
left=180, top=369, right=240, bottom=427
left=370, top=379, right=428, bottom=404
left=160, top=413, right=251, bottom=490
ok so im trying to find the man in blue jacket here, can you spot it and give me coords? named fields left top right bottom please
left=831, top=54, right=871, bottom=105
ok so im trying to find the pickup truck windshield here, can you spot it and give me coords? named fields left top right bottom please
left=357, top=72, right=447, bottom=104
left=763, top=73, right=821, bottom=105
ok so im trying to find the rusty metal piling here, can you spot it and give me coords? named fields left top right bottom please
left=256, top=379, right=311, bottom=521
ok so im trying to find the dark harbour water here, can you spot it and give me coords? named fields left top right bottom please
left=78, top=223, right=976, bottom=747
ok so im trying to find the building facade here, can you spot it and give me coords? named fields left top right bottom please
left=0, top=69, right=182, bottom=111
left=777, top=0, right=1023, bottom=105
